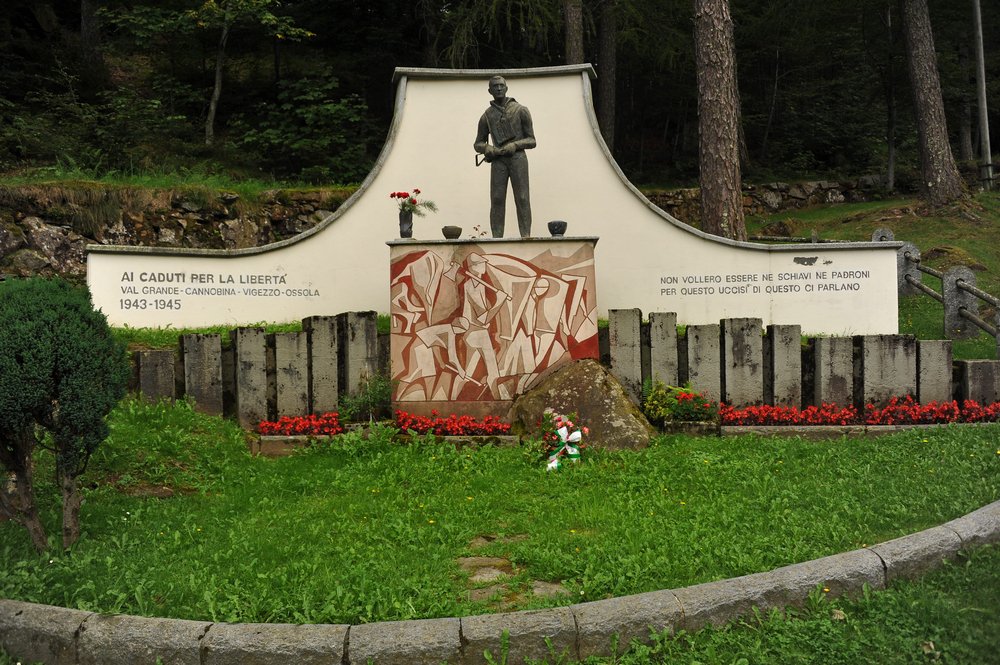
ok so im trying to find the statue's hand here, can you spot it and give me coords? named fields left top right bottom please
left=500, top=144, right=517, bottom=157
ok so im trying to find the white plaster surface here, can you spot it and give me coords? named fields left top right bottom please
left=87, top=65, right=899, bottom=334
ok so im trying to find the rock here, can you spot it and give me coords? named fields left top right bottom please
left=761, top=218, right=802, bottom=237
left=787, top=184, right=808, bottom=200
left=758, top=189, right=783, bottom=211
left=0, top=219, right=26, bottom=255
left=221, top=219, right=260, bottom=249
left=531, top=580, right=569, bottom=598
left=8, top=248, right=50, bottom=274
left=824, top=189, right=845, bottom=204
left=507, top=359, right=654, bottom=450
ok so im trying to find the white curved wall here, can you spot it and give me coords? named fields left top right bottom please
left=87, top=65, right=898, bottom=334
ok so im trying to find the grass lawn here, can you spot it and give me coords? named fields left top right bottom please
left=2, top=398, right=998, bottom=629
left=746, top=191, right=1000, bottom=361
left=578, top=545, right=1000, bottom=664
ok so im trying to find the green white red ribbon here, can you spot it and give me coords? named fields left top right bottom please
left=546, top=426, right=582, bottom=471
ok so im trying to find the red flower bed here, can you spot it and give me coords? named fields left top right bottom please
left=720, top=396, right=1000, bottom=427
left=719, top=402, right=858, bottom=426
left=394, top=410, right=512, bottom=436
left=258, top=410, right=511, bottom=437
left=258, top=412, right=345, bottom=436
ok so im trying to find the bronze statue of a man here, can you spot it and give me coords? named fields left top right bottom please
left=474, top=75, right=536, bottom=238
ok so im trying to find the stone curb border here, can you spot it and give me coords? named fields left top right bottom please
left=2, top=500, right=998, bottom=665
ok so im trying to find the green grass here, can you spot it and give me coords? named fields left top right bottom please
left=747, top=192, right=1000, bottom=360
left=113, top=321, right=305, bottom=350
left=3, top=548, right=999, bottom=665
left=572, top=545, right=1000, bottom=664
left=114, top=316, right=395, bottom=349
left=2, top=399, right=998, bottom=627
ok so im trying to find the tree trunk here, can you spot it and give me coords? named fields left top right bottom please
left=694, top=0, right=746, bottom=240
left=79, top=0, right=107, bottom=91
left=60, top=473, right=82, bottom=549
left=884, top=3, right=897, bottom=191
left=563, top=0, right=584, bottom=64
left=758, top=46, right=780, bottom=163
left=80, top=0, right=102, bottom=64
left=205, top=21, right=231, bottom=147
left=418, top=0, right=442, bottom=67
left=972, top=0, right=993, bottom=189
left=596, top=0, right=617, bottom=151
left=901, top=0, right=966, bottom=206
left=0, top=436, right=48, bottom=552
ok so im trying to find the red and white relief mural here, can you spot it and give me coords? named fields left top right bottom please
left=389, top=240, right=599, bottom=404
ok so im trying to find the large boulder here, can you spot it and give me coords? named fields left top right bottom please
left=507, top=359, right=654, bottom=450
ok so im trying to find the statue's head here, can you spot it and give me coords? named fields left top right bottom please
left=488, top=76, right=508, bottom=99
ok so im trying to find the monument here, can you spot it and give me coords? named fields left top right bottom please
left=86, top=65, right=901, bottom=336
left=474, top=75, right=536, bottom=238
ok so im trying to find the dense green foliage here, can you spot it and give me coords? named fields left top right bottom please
left=0, top=0, right=995, bottom=185
left=1, top=397, right=997, bottom=624
left=0, top=277, right=129, bottom=549
left=0, top=278, right=128, bottom=473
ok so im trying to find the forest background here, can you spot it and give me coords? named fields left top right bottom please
left=0, top=0, right=996, bottom=196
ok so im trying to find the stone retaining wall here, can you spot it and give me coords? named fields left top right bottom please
left=3, top=499, right=997, bottom=664
left=0, top=180, right=882, bottom=284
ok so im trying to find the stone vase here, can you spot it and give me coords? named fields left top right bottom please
left=547, top=220, right=567, bottom=236
left=399, top=210, right=413, bottom=238
left=441, top=225, right=462, bottom=240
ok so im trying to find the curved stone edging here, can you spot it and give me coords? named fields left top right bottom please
left=2, top=499, right=998, bottom=665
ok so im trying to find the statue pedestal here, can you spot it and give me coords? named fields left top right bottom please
left=387, top=236, right=600, bottom=418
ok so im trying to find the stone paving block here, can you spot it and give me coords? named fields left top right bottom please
left=685, top=324, right=721, bottom=403
left=302, top=315, right=339, bottom=414
left=917, top=340, right=953, bottom=404
left=868, top=526, right=962, bottom=583
left=941, top=499, right=1000, bottom=548
left=955, top=360, right=1000, bottom=404
left=721, top=318, right=763, bottom=407
left=134, top=349, right=176, bottom=402
left=766, top=324, right=801, bottom=407
left=181, top=333, right=224, bottom=415
left=202, top=622, right=347, bottom=665
left=461, top=607, right=577, bottom=665
left=813, top=336, right=853, bottom=407
left=348, top=617, right=461, bottom=665
left=271, top=331, right=309, bottom=417
left=609, top=308, right=643, bottom=403
left=336, top=311, right=379, bottom=396
left=858, top=335, right=917, bottom=407
left=572, top=590, right=682, bottom=659
left=648, top=312, right=679, bottom=386
left=231, top=327, right=268, bottom=428
left=78, top=613, right=211, bottom=665
left=0, top=599, right=91, bottom=665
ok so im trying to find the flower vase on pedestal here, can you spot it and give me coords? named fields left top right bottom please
left=399, top=210, right=414, bottom=238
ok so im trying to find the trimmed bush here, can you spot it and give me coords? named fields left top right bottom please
left=0, top=277, right=128, bottom=550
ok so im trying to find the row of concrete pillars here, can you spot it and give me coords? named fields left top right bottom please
left=131, top=310, right=1000, bottom=427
